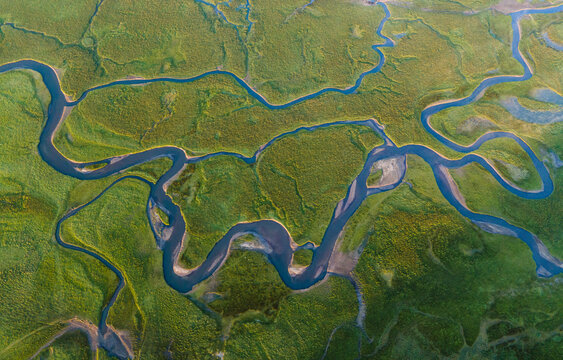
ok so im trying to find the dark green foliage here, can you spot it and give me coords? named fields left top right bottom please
left=324, top=325, right=361, bottom=360
left=209, top=251, right=290, bottom=317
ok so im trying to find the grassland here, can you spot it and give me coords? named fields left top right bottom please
left=0, top=0, right=383, bottom=102
left=61, top=178, right=221, bottom=358
left=292, top=248, right=313, bottom=266
left=0, top=71, right=114, bottom=358
left=205, top=250, right=291, bottom=317
left=36, top=331, right=91, bottom=360
left=256, top=125, right=380, bottom=243
left=170, top=155, right=271, bottom=269
left=223, top=276, right=358, bottom=360
left=0, top=65, right=218, bottom=359
left=340, top=155, right=563, bottom=358
left=1, top=0, right=562, bottom=358
left=451, top=162, right=562, bottom=259
left=0, top=0, right=99, bottom=43
left=244, top=0, right=385, bottom=102
left=46, top=0, right=546, bottom=172
left=169, top=124, right=379, bottom=269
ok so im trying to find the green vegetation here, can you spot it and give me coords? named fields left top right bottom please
left=2, top=0, right=530, bottom=159
left=1, top=0, right=562, bottom=358
left=520, top=13, right=563, bottom=92
left=343, top=155, right=563, bottom=358
left=0, top=71, right=114, bottom=358
left=0, top=0, right=99, bottom=43
left=224, top=276, right=358, bottom=359
left=169, top=124, right=379, bottom=269
left=544, top=21, right=562, bottom=44
left=366, top=168, right=383, bottom=187
left=170, top=156, right=271, bottom=269
left=36, top=331, right=91, bottom=360
left=206, top=250, right=290, bottom=317
left=91, top=0, right=246, bottom=83
left=256, top=126, right=380, bottom=243
left=0, top=24, right=97, bottom=97
left=451, top=162, right=563, bottom=259
left=323, top=325, right=362, bottom=360
left=292, top=248, right=313, bottom=266
left=428, top=77, right=562, bottom=155
left=244, top=0, right=385, bottom=102
left=61, top=178, right=221, bottom=358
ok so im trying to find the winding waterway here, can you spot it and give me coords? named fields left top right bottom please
left=1, top=1, right=562, bottom=350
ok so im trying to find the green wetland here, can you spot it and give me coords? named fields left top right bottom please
left=0, top=0, right=562, bottom=359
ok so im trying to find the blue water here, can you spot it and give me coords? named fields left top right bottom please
left=1, top=1, right=561, bottom=336
left=297, top=0, right=317, bottom=12
left=501, top=96, right=563, bottom=124
left=542, top=32, right=563, bottom=51
left=533, top=88, right=563, bottom=106
left=500, top=87, right=563, bottom=124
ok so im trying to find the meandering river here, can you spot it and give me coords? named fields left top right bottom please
left=1, top=1, right=561, bottom=347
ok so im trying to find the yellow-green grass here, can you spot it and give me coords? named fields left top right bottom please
left=323, top=325, right=362, bottom=360
left=544, top=21, right=563, bottom=44
left=244, top=0, right=384, bottom=103
left=61, top=178, right=221, bottom=358
left=48, top=4, right=534, bottom=167
left=0, top=69, right=212, bottom=359
left=169, top=124, right=380, bottom=271
left=0, top=0, right=99, bottom=43
left=256, top=125, right=381, bottom=243
left=36, top=330, right=91, bottom=360
left=451, top=162, right=562, bottom=259
left=293, top=248, right=313, bottom=266
left=170, top=156, right=273, bottom=269
left=91, top=0, right=246, bottom=75
left=0, top=71, right=115, bottom=358
left=0, top=26, right=98, bottom=97
left=1, top=2, right=562, bottom=358
left=346, top=155, right=563, bottom=358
